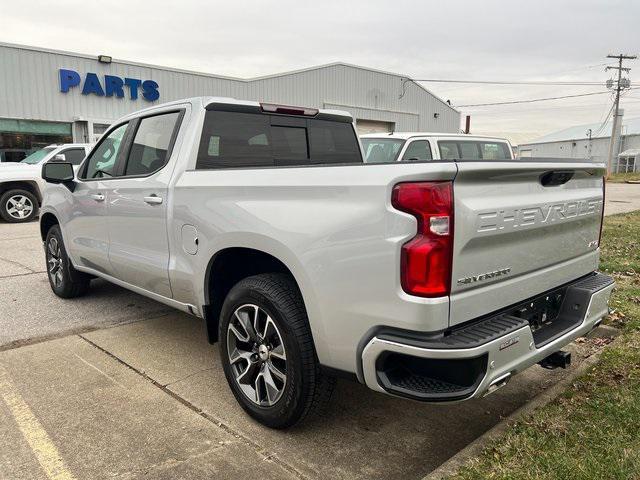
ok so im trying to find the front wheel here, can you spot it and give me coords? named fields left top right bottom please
left=0, top=189, right=38, bottom=223
left=219, top=273, right=335, bottom=429
left=45, top=225, right=91, bottom=298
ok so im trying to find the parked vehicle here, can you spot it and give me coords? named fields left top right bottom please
left=40, top=97, right=613, bottom=428
left=360, top=132, right=514, bottom=163
left=0, top=144, right=91, bottom=222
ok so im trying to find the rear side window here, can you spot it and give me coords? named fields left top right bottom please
left=479, top=142, right=511, bottom=160
left=361, top=138, right=405, bottom=163
left=438, top=140, right=511, bottom=160
left=196, top=111, right=361, bottom=169
left=401, top=140, right=433, bottom=162
left=125, top=112, right=181, bottom=176
left=459, top=142, right=480, bottom=159
left=438, top=142, right=459, bottom=160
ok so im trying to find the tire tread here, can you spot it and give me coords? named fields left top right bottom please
left=222, top=273, right=335, bottom=428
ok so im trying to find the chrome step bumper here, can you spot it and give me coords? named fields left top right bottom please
left=360, top=273, right=614, bottom=402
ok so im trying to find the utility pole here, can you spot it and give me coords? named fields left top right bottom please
left=605, top=54, right=636, bottom=175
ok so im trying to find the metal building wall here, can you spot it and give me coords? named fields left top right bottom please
left=519, top=135, right=640, bottom=164
left=246, top=64, right=459, bottom=132
left=0, top=43, right=244, bottom=125
left=0, top=43, right=460, bottom=134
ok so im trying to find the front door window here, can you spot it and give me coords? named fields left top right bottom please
left=82, top=124, right=127, bottom=179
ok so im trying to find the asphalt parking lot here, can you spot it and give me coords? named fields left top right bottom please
left=0, top=184, right=637, bottom=480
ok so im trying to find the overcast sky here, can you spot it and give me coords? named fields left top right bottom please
left=2, top=0, right=639, bottom=143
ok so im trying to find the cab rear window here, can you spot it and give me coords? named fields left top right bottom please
left=196, top=111, right=361, bottom=169
left=437, top=140, right=511, bottom=160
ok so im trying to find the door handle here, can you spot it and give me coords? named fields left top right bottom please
left=90, top=193, right=105, bottom=202
left=143, top=195, right=163, bottom=205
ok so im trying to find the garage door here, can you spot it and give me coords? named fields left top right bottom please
left=356, top=119, right=394, bottom=135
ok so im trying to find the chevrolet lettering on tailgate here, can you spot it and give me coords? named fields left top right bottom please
left=476, top=198, right=603, bottom=234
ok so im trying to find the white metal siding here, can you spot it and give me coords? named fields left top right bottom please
left=247, top=64, right=458, bottom=132
left=0, top=43, right=460, bottom=134
left=519, top=134, right=640, bottom=165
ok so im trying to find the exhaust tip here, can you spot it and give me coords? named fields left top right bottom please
left=483, top=372, right=511, bottom=397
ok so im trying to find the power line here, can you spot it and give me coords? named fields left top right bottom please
left=592, top=102, right=616, bottom=138
left=409, top=78, right=604, bottom=86
left=457, top=90, right=611, bottom=107
left=397, top=76, right=608, bottom=98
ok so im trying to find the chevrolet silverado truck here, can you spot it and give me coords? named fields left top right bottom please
left=39, top=97, right=614, bottom=428
left=0, top=144, right=90, bottom=222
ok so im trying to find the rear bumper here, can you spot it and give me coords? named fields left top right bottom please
left=360, top=272, right=614, bottom=402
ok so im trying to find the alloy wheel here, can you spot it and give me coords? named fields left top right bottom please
left=6, top=194, right=34, bottom=220
left=226, top=304, right=287, bottom=407
left=47, top=237, right=64, bottom=288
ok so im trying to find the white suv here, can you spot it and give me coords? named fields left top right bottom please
left=360, top=132, right=514, bottom=163
left=0, top=144, right=91, bottom=222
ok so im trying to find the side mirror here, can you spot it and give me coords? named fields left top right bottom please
left=53, top=153, right=66, bottom=162
left=42, top=162, right=75, bottom=190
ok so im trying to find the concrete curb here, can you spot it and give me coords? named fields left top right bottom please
left=422, top=326, right=619, bottom=480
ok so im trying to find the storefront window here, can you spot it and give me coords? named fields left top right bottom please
left=0, top=119, right=72, bottom=163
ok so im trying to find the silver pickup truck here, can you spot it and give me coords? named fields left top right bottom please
left=40, top=97, right=614, bottom=428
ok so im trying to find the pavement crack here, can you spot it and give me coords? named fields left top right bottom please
left=162, top=367, right=216, bottom=388
left=0, top=271, right=43, bottom=279
left=0, top=255, right=38, bottom=274
left=111, top=444, right=228, bottom=479
left=73, top=353, right=128, bottom=389
left=78, top=334, right=310, bottom=480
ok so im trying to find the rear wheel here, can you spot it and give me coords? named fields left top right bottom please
left=219, top=273, right=335, bottom=429
left=0, top=189, right=38, bottom=223
left=45, top=225, right=91, bottom=298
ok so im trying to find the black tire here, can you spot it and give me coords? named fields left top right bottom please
left=219, top=273, right=335, bottom=429
left=45, top=225, right=91, bottom=298
left=0, top=189, right=39, bottom=223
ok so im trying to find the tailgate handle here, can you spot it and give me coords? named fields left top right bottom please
left=540, top=170, right=574, bottom=187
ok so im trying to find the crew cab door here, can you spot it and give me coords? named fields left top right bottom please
left=103, top=109, right=184, bottom=298
left=64, top=124, right=129, bottom=274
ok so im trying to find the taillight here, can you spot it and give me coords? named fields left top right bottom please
left=598, top=177, right=606, bottom=246
left=392, top=182, right=454, bottom=297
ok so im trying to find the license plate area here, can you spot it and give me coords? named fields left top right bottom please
left=511, top=286, right=569, bottom=346
left=509, top=273, right=614, bottom=347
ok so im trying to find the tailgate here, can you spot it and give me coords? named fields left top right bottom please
left=449, top=161, right=605, bottom=326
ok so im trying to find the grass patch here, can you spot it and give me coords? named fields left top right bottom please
left=450, top=211, right=640, bottom=480
left=608, top=172, right=640, bottom=183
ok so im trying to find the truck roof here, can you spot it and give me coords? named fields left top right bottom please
left=360, top=132, right=511, bottom=143
left=118, top=96, right=353, bottom=122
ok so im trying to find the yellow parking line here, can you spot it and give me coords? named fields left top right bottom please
left=0, top=363, right=76, bottom=480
